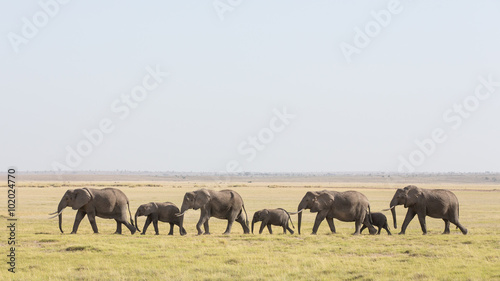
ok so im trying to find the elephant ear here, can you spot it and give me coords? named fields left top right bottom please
left=260, top=209, right=269, bottom=220
left=318, top=193, right=335, bottom=210
left=72, top=188, right=92, bottom=210
left=405, top=188, right=422, bottom=208
left=193, top=189, right=211, bottom=210
left=143, top=203, right=158, bottom=216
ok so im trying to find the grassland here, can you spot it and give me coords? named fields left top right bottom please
left=2, top=177, right=500, bottom=280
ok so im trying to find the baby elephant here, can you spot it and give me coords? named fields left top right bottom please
left=134, top=202, right=186, bottom=235
left=252, top=208, right=295, bottom=234
left=360, top=212, right=391, bottom=235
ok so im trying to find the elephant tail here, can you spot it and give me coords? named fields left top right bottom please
left=367, top=205, right=373, bottom=224
left=128, top=201, right=134, bottom=226
left=279, top=208, right=295, bottom=229
left=242, top=204, right=249, bottom=227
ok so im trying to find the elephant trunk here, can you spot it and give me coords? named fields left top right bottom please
left=390, top=197, right=398, bottom=229
left=251, top=218, right=257, bottom=234
left=134, top=212, right=141, bottom=232
left=297, top=200, right=307, bottom=235
left=57, top=198, right=67, bottom=233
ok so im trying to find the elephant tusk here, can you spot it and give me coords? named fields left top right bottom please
left=289, top=209, right=304, bottom=215
left=176, top=210, right=188, bottom=217
left=48, top=211, right=58, bottom=215
left=48, top=210, right=63, bottom=219
left=382, top=206, right=396, bottom=211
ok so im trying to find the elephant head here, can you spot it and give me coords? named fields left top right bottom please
left=389, top=185, right=419, bottom=229
left=177, top=189, right=211, bottom=230
left=297, top=191, right=323, bottom=234
left=49, top=188, right=93, bottom=233
left=251, top=209, right=268, bottom=234
left=134, top=202, right=158, bottom=232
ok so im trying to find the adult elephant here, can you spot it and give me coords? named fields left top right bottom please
left=388, top=185, right=468, bottom=235
left=297, top=190, right=377, bottom=235
left=177, top=189, right=250, bottom=235
left=49, top=187, right=136, bottom=235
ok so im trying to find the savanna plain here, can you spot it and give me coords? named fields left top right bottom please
left=2, top=173, right=500, bottom=280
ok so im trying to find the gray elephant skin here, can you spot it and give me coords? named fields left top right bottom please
left=50, top=187, right=136, bottom=234
left=297, top=190, right=377, bottom=235
left=134, top=202, right=186, bottom=235
left=252, top=208, right=295, bottom=234
left=389, top=185, right=468, bottom=235
left=178, top=189, right=250, bottom=235
left=360, top=212, right=391, bottom=235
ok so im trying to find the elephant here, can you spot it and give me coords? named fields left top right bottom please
left=49, top=187, right=136, bottom=234
left=134, top=202, right=186, bottom=235
left=297, top=190, right=377, bottom=235
left=252, top=208, right=295, bottom=234
left=388, top=185, right=468, bottom=235
left=177, top=189, right=250, bottom=235
left=360, top=212, right=391, bottom=235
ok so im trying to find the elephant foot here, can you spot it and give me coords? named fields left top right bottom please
left=131, top=229, right=137, bottom=235
left=422, top=232, right=427, bottom=235
left=114, top=232, right=122, bottom=235
left=398, top=232, right=405, bottom=235
left=140, top=233, right=145, bottom=235
left=310, top=232, right=317, bottom=235
left=462, top=229, right=468, bottom=235
left=203, top=232, right=211, bottom=235
left=167, top=233, right=173, bottom=236
left=442, top=231, right=450, bottom=234
left=352, top=232, right=360, bottom=236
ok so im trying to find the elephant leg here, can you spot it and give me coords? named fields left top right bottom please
left=282, top=225, right=287, bottom=234
left=385, top=225, right=392, bottom=235
left=196, top=216, right=206, bottom=235
left=267, top=224, right=273, bottom=234
left=286, top=225, right=294, bottom=235
left=363, top=214, right=378, bottom=235
left=71, top=210, right=87, bottom=234
left=142, top=216, right=152, bottom=235
left=203, top=219, right=210, bottom=235
left=449, top=218, right=468, bottom=235
left=311, top=212, right=327, bottom=235
left=114, top=220, right=122, bottom=234
left=353, top=219, right=363, bottom=235
left=326, top=217, right=336, bottom=233
left=417, top=212, right=427, bottom=235
left=442, top=219, right=450, bottom=234
left=179, top=225, right=187, bottom=236
left=359, top=225, right=367, bottom=234
left=223, top=218, right=235, bottom=235
left=399, top=209, right=416, bottom=235
left=377, top=227, right=381, bottom=235
left=87, top=213, right=99, bottom=234
left=168, top=223, right=174, bottom=235
left=152, top=219, right=159, bottom=235
left=259, top=222, right=266, bottom=234
left=235, top=213, right=250, bottom=234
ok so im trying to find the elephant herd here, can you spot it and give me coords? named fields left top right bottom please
left=49, top=185, right=468, bottom=236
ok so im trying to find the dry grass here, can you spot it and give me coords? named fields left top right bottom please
left=3, top=179, right=500, bottom=280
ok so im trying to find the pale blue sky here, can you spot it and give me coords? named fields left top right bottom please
left=2, top=1, right=499, bottom=173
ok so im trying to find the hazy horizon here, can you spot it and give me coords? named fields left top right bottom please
left=2, top=1, right=499, bottom=173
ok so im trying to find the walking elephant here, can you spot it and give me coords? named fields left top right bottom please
left=360, top=212, right=391, bottom=235
left=252, top=208, right=295, bottom=234
left=177, top=189, right=250, bottom=235
left=49, top=187, right=136, bottom=234
left=297, top=190, right=377, bottom=235
left=388, top=185, right=467, bottom=235
left=134, top=202, right=186, bottom=235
